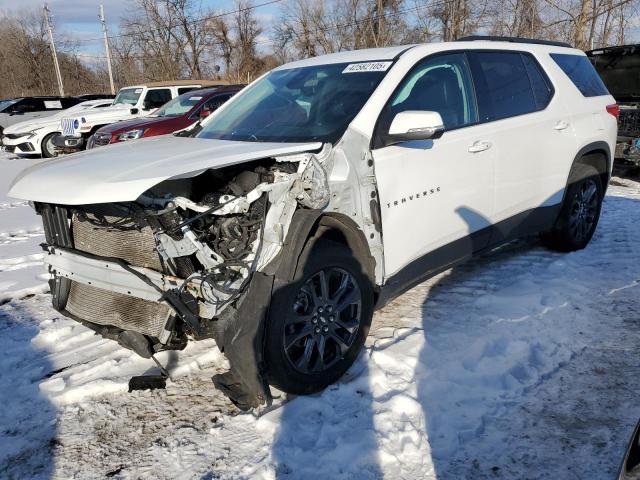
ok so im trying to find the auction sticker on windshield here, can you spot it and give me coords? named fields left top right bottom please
left=342, top=61, right=392, bottom=73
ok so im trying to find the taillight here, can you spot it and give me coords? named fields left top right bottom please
left=606, top=104, right=620, bottom=119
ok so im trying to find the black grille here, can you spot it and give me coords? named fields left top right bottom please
left=619, top=108, right=640, bottom=136
left=93, top=132, right=111, bottom=147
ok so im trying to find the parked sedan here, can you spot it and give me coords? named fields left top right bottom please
left=88, top=86, right=243, bottom=148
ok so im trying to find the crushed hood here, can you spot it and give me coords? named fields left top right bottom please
left=9, top=135, right=322, bottom=205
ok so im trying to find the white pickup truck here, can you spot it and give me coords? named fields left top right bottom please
left=54, top=80, right=228, bottom=153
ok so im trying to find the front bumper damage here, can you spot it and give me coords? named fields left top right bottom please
left=37, top=146, right=332, bottom=410
left=43, top=242, right=275, bottom=409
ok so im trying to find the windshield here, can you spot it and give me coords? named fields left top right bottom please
left=113, top=88, right=142, bottom=106
left=152, top=92, right=205, bottom=117
left=197, top=62, right=391, bottom=143
left=0, top=99, right=18, bottom=112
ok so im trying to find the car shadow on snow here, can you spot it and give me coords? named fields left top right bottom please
left=417, top=193, right=640, bottom=478
left=271, top=359, right=382, bottom=479
left=0, top=297, right=57, bottom=479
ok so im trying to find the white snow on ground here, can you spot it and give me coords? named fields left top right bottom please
left=1, top=151, right=640, bottom=479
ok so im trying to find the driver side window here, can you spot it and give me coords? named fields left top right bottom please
left=385, top=53, right=477, bottom=131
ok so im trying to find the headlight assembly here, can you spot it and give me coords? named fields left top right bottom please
left=117, top=129, right=145, bottom=142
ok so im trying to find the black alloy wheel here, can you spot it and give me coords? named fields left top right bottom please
left=567, top=178, right=599, bottom=243
left=283, top=267, right=362, bottom=374
left=541, top=165, right=604, bottom=252
left=265, top=239, right=373, bottom=395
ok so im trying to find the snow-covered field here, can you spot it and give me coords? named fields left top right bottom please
left=1, top=151, right=640, bottom=479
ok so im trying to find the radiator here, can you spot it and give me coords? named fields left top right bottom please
left=66, top=211, right=172, bottom=341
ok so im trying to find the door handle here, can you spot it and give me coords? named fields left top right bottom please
left=554, top=120, right=570, bottom=130
left=468, top=141, right=491, bottom=153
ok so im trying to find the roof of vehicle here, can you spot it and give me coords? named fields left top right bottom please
left=277, top=38, right=579, bottom=70
left=276, top=45, right=416, bottom=70
left=184, top=85, right=245, bottom=96
left=457, top=35, right=572, bottom=48
left=125, top=80, right=231, bottom=89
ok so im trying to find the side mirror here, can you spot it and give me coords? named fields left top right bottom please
left=130, top=108, right=139, bottom=115
left=387, top=111, right=445, bottom=144
left=199, top=108, right=211, bottom=119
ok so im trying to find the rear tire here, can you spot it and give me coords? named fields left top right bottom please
left=41, top=133, right=58, bottom=158
left=541, top=165, right=603, bottom=252
left=265, top=239, right=374, bottom=395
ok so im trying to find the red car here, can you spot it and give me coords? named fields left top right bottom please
left=89, top=86, right=243, bottom=148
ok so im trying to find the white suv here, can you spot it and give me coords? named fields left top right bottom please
left=9, top=37, right=617, bottom=410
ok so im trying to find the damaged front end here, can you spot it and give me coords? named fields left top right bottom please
left=37, top=146, right=331, bottom=410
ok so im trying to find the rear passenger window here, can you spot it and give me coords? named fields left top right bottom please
left=550, top=53, right=609, bottom=97
left=178, top=87, right=196, bottom=95
left=468, top=51, right=536, bottom=122
left=522, top=54, right=553, bottom=109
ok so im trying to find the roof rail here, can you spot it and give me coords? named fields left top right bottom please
left=456, top=35, right=572, bottom=48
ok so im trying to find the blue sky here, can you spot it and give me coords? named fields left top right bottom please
left=0, top=0, right=280, bottom=57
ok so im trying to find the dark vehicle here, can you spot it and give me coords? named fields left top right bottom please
left=89, top=86, right=243, bottom=148
left=588, top=45, right=640, bottom=165
left=75, top=94, right=116, bottom=101
left=0, top=96, right=83, bottom=134
left=620, top=420, right=640, bottom=479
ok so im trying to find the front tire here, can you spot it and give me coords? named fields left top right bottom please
left=541, top=165, right=603, bottom=252
left=41, top=133, right=59, bottom=158
left=265, top=239, right=374, bottom=395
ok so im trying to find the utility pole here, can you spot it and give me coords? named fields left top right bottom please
left=43, top=3, right=64, bottom=97
left=99, top=4, right=116, bottom=95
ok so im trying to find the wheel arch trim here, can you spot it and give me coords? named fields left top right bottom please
left=571, top=141, right=611, bottom=189
left=264, top=209, right=376, bottom=285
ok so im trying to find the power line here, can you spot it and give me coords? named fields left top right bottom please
left=70, top=0, right=284, bottom=44
left=72, top=0, right=448, bottom=60
left=256, top=0, right=448, bottom=46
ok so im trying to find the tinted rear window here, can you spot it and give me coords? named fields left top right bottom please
left=550, top=53, right=609, bottom=97
left=468, top=51, right=537, bottom=122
